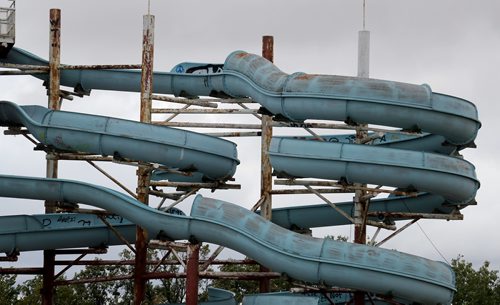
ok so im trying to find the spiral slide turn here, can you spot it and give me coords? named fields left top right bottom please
left=0, top=48, right=480, bottom=304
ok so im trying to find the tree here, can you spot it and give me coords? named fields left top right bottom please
left=211, top=259, right=291, bottom=303
left=452, top=255, right=500, bottom=305
left=0, top=274, right=19, bottom=305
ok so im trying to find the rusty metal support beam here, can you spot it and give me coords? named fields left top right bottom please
left=367, top=211, right=463, bottom=221
left=259, top=34, right=274, bottom=294
left=86, top=160, right=138, bottom=199
left=54, top=271, right=281, bottom=286
left=54, top=248, right=107, bottom=255
left=273, top=180, right=417, bottom=197
left=0, top=267, right=44, bottom=274
left=204, top=131, right=261, bottom=137
left=270, top=188, right=354, bottom=195
left=54, top=259, right=258, bottom=266
left=159, top=188, right=199, bottom=210
left=0, top=70, right=47, bottom=75
left=152, top=108, right=258, bottom=114
left=151, top=95, right=218, bottom=108
left=54, top=253, right=87, bottom=280
left=150, top=181, right=240, bottom=190
left=200, top=246, right=225, bottom=272
left=134, top=16, right=154, bottom=304
left=60, top=64, right=142, bottom=70
left=186, top=243, right=200, bottom=305
left=375, top=219, right=419, bottom=247
left=0, top=63, right=49, bottom=70
left=98, top=215, right=136, bottom=254
left=42, top=9, right=61, bottom=305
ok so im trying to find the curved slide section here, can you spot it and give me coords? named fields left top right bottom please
left=0, top=101, right=238, bottom=181
left=269, top=138, right=479, bottom=205
left=2, top=48, right=480, bottom=146
left=0, top=175, right=454, bottom=305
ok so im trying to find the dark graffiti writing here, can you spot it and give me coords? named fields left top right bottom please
left=78, top=219, right=91, bottom=226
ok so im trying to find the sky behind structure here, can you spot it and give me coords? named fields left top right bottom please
left=1, top=0, right=499, bottom=272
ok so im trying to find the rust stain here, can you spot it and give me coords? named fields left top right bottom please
left=235, top=52, right=249, bottom=58
left=295, top=74, right=318, bottom=81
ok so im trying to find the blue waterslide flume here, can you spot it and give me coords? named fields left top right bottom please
left=0, top=175, right=455, bottom=305
left=3, top=47, right=481, bottom=146
left=0, top=101, right=239, bottom=182
left=0, top=47, right=482, bottom=304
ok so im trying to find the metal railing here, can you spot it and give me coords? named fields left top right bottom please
left=0, top=0, right=15, bottom=44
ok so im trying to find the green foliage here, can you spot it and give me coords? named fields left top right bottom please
left=0, top=274, right=20, bottom=305
left=211, top=259, right=291, bottom=303
left=452, top=255, right=500, bottom=305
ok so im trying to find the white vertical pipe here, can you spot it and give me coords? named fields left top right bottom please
left=357, top=30, right=370, bottom=78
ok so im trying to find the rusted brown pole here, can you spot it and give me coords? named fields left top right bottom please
left=186, top=243, right=200, bottom=305
left=259, top=35, right=274, bottom=294
left=42, top=9, right=61, bottom=305
left=134, top=13, right=155, bottom=305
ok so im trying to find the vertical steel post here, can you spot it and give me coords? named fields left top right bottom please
left=42, top=9, right=61, bottom=305
left=353, top=29, right=370, bottom=305
left=259, top=35, right=274, bottom=294
left=134, top=14, right=154, bottom=305
left=186, top=243, right=200, bottom=305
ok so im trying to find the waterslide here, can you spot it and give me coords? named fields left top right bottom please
left=0, top=48, right=481, bottom=304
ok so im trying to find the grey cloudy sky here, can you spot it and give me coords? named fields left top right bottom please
left=1, top=0, right=499, bottom=273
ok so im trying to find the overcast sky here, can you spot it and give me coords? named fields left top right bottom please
left=1, top=0, right=499, bottom=274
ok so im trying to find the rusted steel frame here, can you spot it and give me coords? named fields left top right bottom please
left=270, top=188, right=354, bottom=195
left=154, top=121, right=421, bottom=135
left=57, top=207, right=113, bottom=216
left=142, top=271, right=282, bottom=280
left=186, top=243, right=200, bottom=305
left=153, top=121, right=262, bottom=129
left=43, top=9, right=61, bottom=305
left=160, top=188, right=199, bottom=210
left=55, top=271, right=280, bottom=284
left=3, top=127, right=29, bottom=135
left=152, top=95, right=218, bottom=108
left=54, top=274, right=133, bottom=286
left=98, top=215, right=136, bottom=254
left=367, top=211, right=463, bottom=221
left=149, top=189, right=184, bottom=200
left=149, top=240, right=189, bottom=252
left=303, top=127, right=326, bottom=142
left=151, top=250, right=172, bottom=273
left=163, top=104, right=190, bottom=122
left=274, top=180, right=417, bottom=197
left=137, top=16, right=155, bottom=303
left=60, top=64, right=142, bottom=70
left=54, top=248, right=107, bottom=255
left=207, top=98, right=254, bottom=104
left=0, top=70, right=47, bottom=75
left=150, top=181, right=241, bottom=190
left=55, top=259, right=258, bottom=266
left=0, top=267, right=44, bottom=274
left=250, top=196, right=266, bottom=212
left=305, top=186, right=355, bottom=223
left=86, top=160, right=138, bottom=199
left=204, top=131, right=261, bottom=137
left=54, top=253, right=86, bottom=280
left=171, top=248, right=187, bottom=269
left=259, top=36, right=274, bottom=294
left=375, top=219, right=419, bottom=247
left=152, top=108, right=258, bottom=114
left=22, top=133, right=39, bottom=146
left=237, top=102, right=262, bottom=120
left=200, top=245, right=225, bottom=272
left=371, top=227, right=382, bottom=244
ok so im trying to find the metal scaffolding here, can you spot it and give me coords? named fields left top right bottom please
left=0, top=5, right=465, bottom=305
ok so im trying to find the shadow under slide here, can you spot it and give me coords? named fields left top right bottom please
left=0, top=175, right=454, bottom=305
